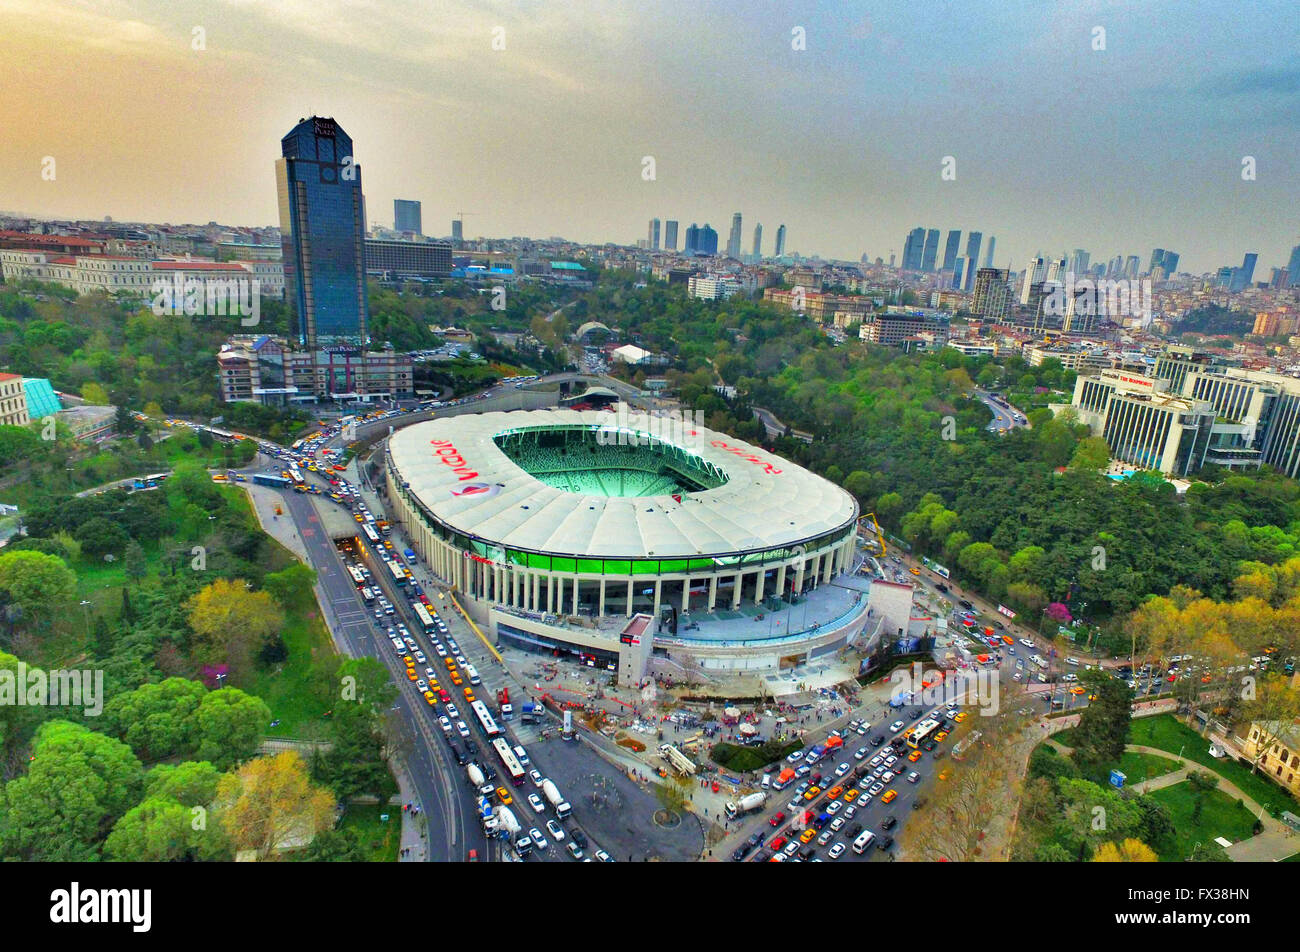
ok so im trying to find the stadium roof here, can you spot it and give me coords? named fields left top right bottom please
left=388, top=409, right=856, bottom=558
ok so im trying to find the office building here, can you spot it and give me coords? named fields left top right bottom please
left=963, top=232, right=982, bottom=291
left=752, top=223, right=762, bottom=258
left=921, top=229, right=940, bottom=272
left=1124, top=256, right=1141, bottom=278
left=698, top=224, right=718, bottom=256
left=1231, top=252, right=1259, bottom=292
left=983, top=236, right=995, bottom=269
left=217, top=334, right=413, bottom=406
left=276, top=116, right=369, bottom=352
left=1148, top=248, right=1165, bottom=275
left=648, top=218, right=661, bottom=250
left=451, top=218, right=463, bottom=247
left=393, top=199, right=422, bottom=235
left=364, top=238, right=452, bottom=278
left=688, top=273, right=743, bottom=300
left=858, top=308, right=951, bottom=347
left=727, top=213, right=743, bottom=258
left=774, top=224, right=786, bottom=258
left=902, top=228, right=926, bottom=271
left=664, top=220, right=678, bottom=251
left=1287, top=245, right=1300, bottom=288
left=951, top=258, right=965, bottom=290
left=971, top=268, right=1012, bottom=321
left=684, top=224, right=699, bottom=255
left=941, top=230, right=962, bottom=273
left=1020, top=256, right=1047, bottom=304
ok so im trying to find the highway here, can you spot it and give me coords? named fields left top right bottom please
left=973, top=388, right=1027, bottom=433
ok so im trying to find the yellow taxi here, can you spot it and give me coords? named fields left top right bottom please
left=844, top=788, right=860, bottom=803
left=463, top=688, right=476, bottom=702
left=954, top=711, right=969, bottom=723
left=803, top=785, right=821, bottom=801
left=1070, top=686, right=1086, bottom=695
left=881, top=789, right=898, bottom=804
left=405, top=668, right=418, bottom=681
left=826, top=785, right=844, bottom=800
left=934, top=730, right=949, bottom=742
left=496, top=787, right=512, bottom=805
left=451, top=674, right=464, bottom=686
left=800, top=827, right=816, bottom=844
left=422, top=691, right=437, bottom=706
left=907, top=749, right=923, bottom=762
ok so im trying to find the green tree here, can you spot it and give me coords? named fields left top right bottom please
left=194, top=687, right=272, bottom=770
left=104, top=796, right=232, bottom=861
left=1070, top=669, right=1132, bottom=777
left=1069, top=436, right=1111, bottom=472
left=102, top=677, right=207, bottom=762
left=74, top=516, right=129, bottom=558
left=0, top=550, right=77, bottom=635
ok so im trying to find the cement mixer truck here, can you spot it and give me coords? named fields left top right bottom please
left=541, top=778, right=572, bottom=820
left=725, top=791, right=768, bottom=819
left=466, top=762, right=494, bottom=797
left=494, top=805, right=521, bottom=837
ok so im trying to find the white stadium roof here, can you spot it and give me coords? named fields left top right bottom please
left=387, top=408, right=857, bottom=558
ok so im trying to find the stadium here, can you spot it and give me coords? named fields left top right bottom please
left=383, top=408, right=871, bottom=683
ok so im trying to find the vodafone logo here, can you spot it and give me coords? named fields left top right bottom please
left=429, top=439, right=479, bottom=481
left=451, top=482, right=499, bottom=498
left=710, top=439, right=782, bottom=475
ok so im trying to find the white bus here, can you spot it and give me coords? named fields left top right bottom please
left=288, top=465, right=305, bottom=485
left=387, top=560, right=408, bottom=587
left=906, top=718, right=942, bottom=750
left=471, top=699, right=501, bottom=739
left=412, top=601, right=437, bottom=634
left=346, top=565, right=366, bottom=586
left=361, top=523, right=381, bottom=546
left=491, top=737, right=526, bottom=786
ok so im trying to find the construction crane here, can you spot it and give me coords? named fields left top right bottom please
left=858, top=512, right=885, bottom=557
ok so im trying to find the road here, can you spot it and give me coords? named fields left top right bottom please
left=972, top=388, right=1027, bottom=433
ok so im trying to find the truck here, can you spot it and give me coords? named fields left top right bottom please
left=659, top=743, right=698, bottom=777
left=520, top=701, right=543, bottom=724
left=772, top=767, right=796, bottom=791
left=542, top=779, right=573, bottom=820
left=725, top=792, right=768, bottom=819
left=478, top=796, right=497, bottom=831
left=824, top=735, right=844, bottom=753
left=498, top=687, right=514, bottom=720
left=494, top=805, right=521, bottom=837
left=467, top=763, right=493, bottom=796
left=805, top=744, right=827, bottom=764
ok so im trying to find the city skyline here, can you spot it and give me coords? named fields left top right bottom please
left=2, top=0, right=1299, bottom=272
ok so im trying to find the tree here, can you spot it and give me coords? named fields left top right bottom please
left=0, top=550, right=77, bottom=636
left=312, top=702, right=390, bottom=801
left=1186, top=770, right=1219, bottom=823
left=0, top=720, right=143, bottom=861
left=123, top=539, right=147, bottom=583
left=74, top=516, right=129, bottom=558
left=1070, top=669, right=1132, bottom=778
left=302, top=825, right=368, bottom=861
left=216, top=751, right=337, bottom=861
left=144, top=761, right=224, bottom=807
left=263, top=563, right=317, bottom=612
left=102, top=678, right=207, bottom=762
left=1091, top=838, right=1158, bottom=862
left=1240, top=673, right=1300, bottom=774
left=104, top=797, right=232, bottom=861
left=194, top=687, right=272, bottom=770
left=186, top=579, right=284, bottom=678
left=81, top=382, right=110, bottom=405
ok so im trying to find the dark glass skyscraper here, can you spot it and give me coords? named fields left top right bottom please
left=902, top=227, right=925, bottom=271
left=1288, top=245, right=1300, bottom=288
left=684, top=223, right=699, bottom=254
left=774, top=224, right=786, bottom=257
left=963, top=232, right=982, bottom=291
left=700, top=223, right=719, bottom=255
left=394, top=199, right=422, bottom=234
left=664, top=220, right=678, bottom=250
left=921, top=228, right=940, bottom=271
left=942, top=229, right=962, bottom=273
left=277, top=116, right=369, bottom=352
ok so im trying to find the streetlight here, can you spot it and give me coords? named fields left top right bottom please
left=79, top=599, right=91, bottom=630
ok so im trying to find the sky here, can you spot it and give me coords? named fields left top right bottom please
left=2, top=0, right=1299, bottom=273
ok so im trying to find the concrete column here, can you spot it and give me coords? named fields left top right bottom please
left=732, top=571, right=743, bottom=610
left=547, top=576, right=555, bottom=614
left=554, top=577, right=564, bottom=615
left=532, top=573, right=541, bottom=611
left=653, top=579, right=662, bottom=619
left=755, top=568, right=765, bottom=604
left=511, top=569, right=519, bottom=607
left=598, top=579, right=607, bottom=617
left=626, top=579, right=634, bottom=617
left=794, top=560, right=805, bottom=594
left=776, top=564, right=787, bottom=600
left=708, top=575, right=718, bottom=612
left=572, top=577, right=580, bottom=615
left=681, top=579, right=690, bottom=613
left=823, top=549, right=834, bottom=583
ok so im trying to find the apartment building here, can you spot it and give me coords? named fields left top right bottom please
left=0, top=373, right=31, bottom=427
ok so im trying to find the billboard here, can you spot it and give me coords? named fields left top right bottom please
left=997, top=604, right=1017, bottom=619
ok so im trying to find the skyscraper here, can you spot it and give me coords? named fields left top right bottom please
left=684, top=223, right=699, bottom=254
left=1160, top=251, right=1179, bottom=275
left=902, top=228, right=926, bottom=271
left=921, top=229, right=940, bottom=272
left=1070, top=249, right=1090, bottom=276
left=664, top=220, right=679, bottom=251
left=700, top=223, right=719, bottom=256
left=451, top=218, right=463, bottom=247
left=1231, top=252, right=1258, bottom=291
left=963, top=232, right=982, bottom=291
left=972, top=268, right=1012, bottom=321
left=752, top=223, right=762, bottom=258
left=1148, top=248, right=1165, bottom=274
left=942, top=229, right=962, bottom=273
left=952, top=258, right=965, bottom=290
left=775, top=224, right=786, bottom=258
left=393, top=199, right=422, bottom=235
left=1288, top=244, right=1300, bottom=288
left=1125, top=255, right=1141, bottom=278
left=648, top=218, right=661, bottom=250
left=983, top=236, right=995, bottom=269
left=276, top=116, right=369, bottom=352
left=1020, top=256, right=1047, bottom=304
left=727, top=213, right=743, bottom=258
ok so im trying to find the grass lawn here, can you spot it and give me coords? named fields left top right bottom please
left=1147, top=782, right=1259, bottom=861
left=243, top=607, right=334, bottom=738
left=1130, top=714, right=1299, bottom=817
left=1118, top=750, right=1181, bottom=784
left=336, top=803, right=401, bottom=862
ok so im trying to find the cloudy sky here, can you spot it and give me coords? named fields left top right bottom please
left=2, top=0, right=1298, bottom=273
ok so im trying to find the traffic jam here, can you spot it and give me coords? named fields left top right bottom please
left=268, top=414, right=612, bottom=862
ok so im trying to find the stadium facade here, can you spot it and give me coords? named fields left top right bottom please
left=384, top=409, right=866, bottom=682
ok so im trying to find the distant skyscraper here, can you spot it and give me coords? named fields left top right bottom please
left=1160, top=251, right=1179, bottom=275
left=902, top=228, right=926, bottom=271
left=1231, top=252, right=1258, bottom=291
left=1125, top=255, right=1141, bottom=279
left=1288, top=245, right=1300, bottom=288
left=983, top=236, right=995, bottom=269
left=752, top=223, right=762, bottom=258
left=648, top=218, right=661, bottom=250
left=952, top=258, right=966, bottom=289
left=699, top=223, right=719, bottom=255
left=664, top=220, right=679, bottom=251
left=942, top=230, right=962, bottom=273
left=1148, top=248, right=1165, bottom=274
left=276, top=116, right=369, bottom=352
left=921, top=229, right=940, bottom=272
left=451, top=218, right=463, bottom=247
left=963, top=232, right=982, bottom=291
left=1070, top=249, right=1090, bottom=276
left=1020, top=255, right=1047, bottom=304
left=726, top=213, right=743, bottom=258
left=972, top=268, right=1012, bottom=321
left=774, top=224, right=786, bottom=258
left=394, top=199, right=422, bottom=235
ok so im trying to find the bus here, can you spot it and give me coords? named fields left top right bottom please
left=346, top=565, right=366, bottom=587
left=907, top=718, right=943, bottom=749
left=361, top=523, right=381, bottom=546
left=387, top=560, right=408, bottom=586
left=290, top=439, right=305, bottom=451
left=491, top=737, right=525, bottom=786
left=288, top=465, right=305, bottom=485
left=359, top=586, right=375, bottom=603
left=412, top=601, right=437, bottom=634
left=471, top=700, right=502, bottom=739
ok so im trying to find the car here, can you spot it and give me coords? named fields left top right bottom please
left=934, top=730, right=949, bottom=741
left=843, top=804, right=858, bottom=819
left=876, top=834, right=894, bottom=851
left=1070, top=686, right=1086, bottom=695
left=881, top=771, right=896, bottom=784
left=853, top=746, right=869, bottom=761
left=881, top=789, right=898, bottom=804
left=868, top=754, right=883, bottom=768
left=1019, top=638, right=1034, bottom=648
left=529, top=769, right=544, bottom=787
left=794, top=764, right=811, bottom=779
left=954, top=711, right=969, bottom=722
left=456, top=721, right=470, bottom=737
left=594, top=849, right=613, bottom=863
left=438, top=689, right=451, bottom=703
left=787, top=750, right=806, bottom=764
left=546, top=819, right=565, bottom=841
left=446, top=703, right=460, bottom=719
left=439, top=716, right=452, bottom=733
left=782, top=841, right=800, bottom=858
left=834, top=762, right=851, bottom=778
left=908, top=749, right=923, bottom=762
left=422, top=690, right=436, bottom=706
left=826, top=800, right=843, bottom=815
left=527, top=793, right=545, bottom=813
left=415, top=678, right=429, bottom=692
left=921, top=740, right=937, bottom=752
left=496, top=786, right=513, bottom=805
left=911, top=796, right=928, bottom=810
left=769, top=835, right=787, bottom=850
left=800, top=827, right=816, bottom=844
left=769, top=811, right=786, bottom=827
left=529, top=827, right=548, bottom=850
left=566, top=841, right=585, bottom=860
left=889, top=720, right=905, bottom=732
left=827, top=785, right=844, bottom=800
left=827, top=842, right=846, bottom=860
left=881, top=815, right=897, bottom=830
left=868, top=782, right=884, bottom=796
left=884, top=754, right=898, bottom=768
left=803, top=786, right=821, bottom=801
left=843, top=788, right=859, bottom=803
left=869, top=734, right=885, bottom=747
left=830, top=816, right=847, bottom=832
left=817, top=828, right=834, bottom=846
